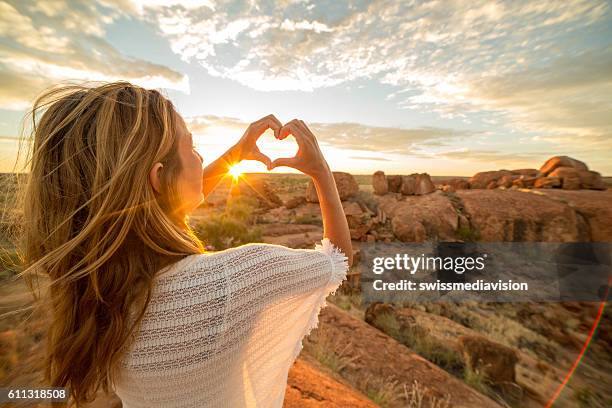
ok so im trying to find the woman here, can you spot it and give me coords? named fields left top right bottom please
left=18, top=81, right=352, bottom=407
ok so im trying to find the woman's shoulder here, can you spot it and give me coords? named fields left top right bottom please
left=155, top=242, right=285, bottom=281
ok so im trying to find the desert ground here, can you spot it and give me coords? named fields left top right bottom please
left=1, top=156, right=611, bottom=407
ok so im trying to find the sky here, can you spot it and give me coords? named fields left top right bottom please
left=0, top=0, right=611, bottom=175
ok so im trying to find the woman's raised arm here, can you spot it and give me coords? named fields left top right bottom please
left=269, top=119, right=353, bottom=267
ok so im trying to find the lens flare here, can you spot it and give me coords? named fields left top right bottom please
left=228, top=164, right=243, bottom=180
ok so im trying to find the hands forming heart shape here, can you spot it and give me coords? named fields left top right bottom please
left=231, top=114, right=329, bottom=178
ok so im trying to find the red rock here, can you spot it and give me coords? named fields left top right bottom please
left=285, top=196, right=306, bottom=209
left=539, top=156, right=588, bottom=176
left=374, top=195, right=403, bottom=218
left=400, top=175, right=417, bottom=195
left=232, top=178, right=283, bottom=208
left=548, top=167, right=581, bottom=190
left=539, top=189, right=612, bottom=241
left=486, top=180, right=497, bottom=189
left=458, top=335, right=518, bottom=384
left=511, top=168, right=539, bottom=177
left=449, top=178, right=470, bottom=190
left=387, top=175, right=402, bottom=193
left=415, top=173, right=435, bottom=195
left=391, top=192, right=458, bottom=242
left=311, top=304, right=501, bottom=407
left=284, top=358, right=379, bottom=408
left=456, top=190, right=588, bottom=242
left=497, top=175, right=516, bottom=188
left=512, top=176, right=537, bottom=188
left=306, top=172, right=359, bottom=202
left=372, top=171, right=388, bottom=195
left=534, top=176, right=560, bottom=189
left=578, top=170, right=606, bottom=190
left=469, top=170, right=514, bottom=189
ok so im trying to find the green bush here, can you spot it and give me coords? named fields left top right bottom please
left=193, top=197, right=262, bottom=250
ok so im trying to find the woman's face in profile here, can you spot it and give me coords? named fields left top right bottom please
left=174, top=112, right=204, bottom=215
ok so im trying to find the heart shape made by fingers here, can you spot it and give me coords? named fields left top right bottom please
left=255, top=130, right=299, bottom=166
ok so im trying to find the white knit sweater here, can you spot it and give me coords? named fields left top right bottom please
left=113, top=238, right=349, bottom=408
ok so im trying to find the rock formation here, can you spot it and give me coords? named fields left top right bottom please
left=460, top=156, right=606, bottom=191
left=306, top=171, right=359, bottom=202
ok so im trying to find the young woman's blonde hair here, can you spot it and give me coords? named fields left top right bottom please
left=13, top=81, right=204, bottom=405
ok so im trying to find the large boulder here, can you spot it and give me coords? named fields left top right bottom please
left=469, top=170, right=514, bottom=189
left=539, top=189, right=612, bottom=242
left=578, top=170, right=606, bottom=190
left=512, top=176, right=537, bottom=189
left=400, top=173, right=435, bottom=195
left=306, top=171, right=359, bottom=202
left=511, top=169, right=539, bottom=177
left=448, top=178, right=470, bottom=190
left=285, top=196, right=306, bottom=209
left=534, top=176, right=560, bottom=189
left=415, top=173, right=436, bottom=195
left=456, top=190, right=588, bottom=242
left=387, top=175, right=402, bottom=193
left=391, top=192, right=459, bottom=242
left=497, top=175, right=516, bottom=188
left=539, top=156, right=588, bottom=176
left=374, top=194, right=403, bottom=218
left=400, top=175, right=416, bottom=195
left=458, top=335, right=518, bottom=385
left=548, top=167, right=581, bottom=190
left=343, top=201, right=373, bottom=240
left=372, top=171, right=388, bottom=195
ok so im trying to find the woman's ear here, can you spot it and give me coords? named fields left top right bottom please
left=149, top=162, right=164, bottom=194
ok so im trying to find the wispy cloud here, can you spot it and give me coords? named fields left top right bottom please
left=0, top=0, right=188, bottom=110
left=143, top=0, right=611, bottom=149
left=185, top=114, right=470, bottom=156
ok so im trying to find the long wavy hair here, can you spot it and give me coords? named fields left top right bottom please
left=13, top=81, right=204, bottom=405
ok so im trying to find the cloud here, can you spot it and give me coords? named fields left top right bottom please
left=348, top=156, right=392, bottom=162
left=0, top=0, right=189, bottom=110
left=184, top=114, right=470, bottom=156
left=141, top=0, right=611, bottom=149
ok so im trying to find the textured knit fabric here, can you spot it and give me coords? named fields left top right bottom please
left=113, top=238, right=349, bottom=408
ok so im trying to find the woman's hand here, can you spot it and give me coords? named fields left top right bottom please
left=228, top=114, right=282, bottom=169
left=268, top=119, right=330, bottom=178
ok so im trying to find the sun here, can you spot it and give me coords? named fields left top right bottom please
left=228, top=164, right=243, bottom=180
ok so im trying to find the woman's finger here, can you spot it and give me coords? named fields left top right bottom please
left=250, top=115, right=282, bottom=139
left=248, top=150, right=271, bottom=169
left=269, top=156, right=298, bottom=170
left=278, top=122, right=306, bottom=148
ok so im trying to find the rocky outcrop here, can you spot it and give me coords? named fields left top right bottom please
left=469, top=170, right=514, bottom=189
left=310, top=304, right=502, bottom=408
left=232, top=178, right=283, bottom=208
left=387, top=175, right=402, bottom=193
left=372, top=171, right=388, bottom=195
left=343, top=201, right=374, bottom=240
left=306, top=172, right=359, bottom=202
left=449, top=178, right=470, bottom=190
left=456, top=190, right=588, bottom=242
left=539, top=189, right=612, bottom=241
left=391, top=191, right=459, bottom=242
left=285, top=196, right=306, bottom=209
left=458, top=335, right=518, bottom=384
left=511, top=169, right=539, bottom=177
left=285, top=358, right=380, bottom=408
left=534, top=176, right=560, bottom=189
left=548, top=167, right=581, bottom=190
left=539, top=156, right=588, bottom=176
left=399, top=173, right=435, bottom=195
left=464, top=156, right=606, bottom=191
